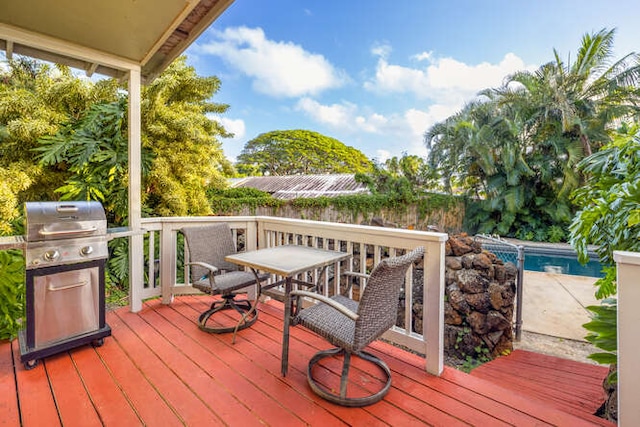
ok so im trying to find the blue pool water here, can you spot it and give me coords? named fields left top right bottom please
left=488, top=244, right=604, bottom=277
left=522, top=252, right=604, bottom=277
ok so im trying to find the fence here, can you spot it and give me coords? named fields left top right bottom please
left=474, top=234, right=525, bottom=341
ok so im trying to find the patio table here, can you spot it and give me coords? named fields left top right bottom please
left=225, top=245, right=351, bottom=375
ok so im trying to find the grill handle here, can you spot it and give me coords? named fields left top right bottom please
left=48, top=281, right=87, bottom=291
left=38, top=226, right=98, bottom=237
left=56, top=205, right=80, bottom=213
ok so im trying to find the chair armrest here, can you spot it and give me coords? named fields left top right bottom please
left=342, top=271, right=370, bottom=280
left=290, top=290, right=359, bottom=321
left=340, top=270, right=370, bottom=295
left=185, top=261, right=219, bottom=274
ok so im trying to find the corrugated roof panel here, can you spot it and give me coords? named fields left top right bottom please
left=229, top=174, right=370, bottom=199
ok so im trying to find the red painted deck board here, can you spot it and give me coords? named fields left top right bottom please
left=1, top=295, right=614, bottom=426
left=471, top=349, right=610, bottom=425
left=94, top=325, right=184, bottom=427
left=0, top=341, right=19, bottom=427
left=11, top=342, right=61, bottom=426
left=44, top=351, right=103, bottom=427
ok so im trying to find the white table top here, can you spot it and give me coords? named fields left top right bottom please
left=225, top=245, right=350, bottom=276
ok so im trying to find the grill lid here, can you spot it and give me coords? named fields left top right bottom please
left=25, top=201, right=107, bottom=242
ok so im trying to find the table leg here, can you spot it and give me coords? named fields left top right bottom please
left=281, top=276, right=292, bottom=376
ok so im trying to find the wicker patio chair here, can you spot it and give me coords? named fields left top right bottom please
left=284, top=246, right=425, bottom=407
left=182, top=224, right=269, bottom=341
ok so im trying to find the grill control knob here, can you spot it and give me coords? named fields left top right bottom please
left=80, top=246, right=94, bottom=256
left=43, top=249, right=60, bottom=261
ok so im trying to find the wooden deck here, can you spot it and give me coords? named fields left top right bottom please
left=1, top=295, right=614, bottom=426
left=471, top=349, right=609, bottom=421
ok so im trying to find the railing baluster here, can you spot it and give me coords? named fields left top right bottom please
left=146, top=230, right=155, bottom=289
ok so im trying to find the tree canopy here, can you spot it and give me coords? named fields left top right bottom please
left=356, top=154, right=437, bottom=200
left=142, top=57, right=235, bottom=216
left=0, top=58, right=121, bottom=233
left=0, top=55, right=235, bottom=234
left=236, top=129, right=373, bottom=176
left=425, top=28, right=640, bottom=241
left=0, top=55, right=236, bottom=295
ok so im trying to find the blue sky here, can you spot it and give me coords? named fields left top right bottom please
left=186, top=0, right=640, bottom=163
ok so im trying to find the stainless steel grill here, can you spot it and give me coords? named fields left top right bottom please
left=19, top=201, right=112, bottom=369
left=24, top=201, right=108, bottom=268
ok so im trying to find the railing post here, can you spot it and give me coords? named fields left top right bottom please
left=246, top=219, right=259, bottom=251
left=160, top=223, right=176, bottom=304
left=127, top=67, right=144, bottom=313
left=424, top=238, right=446, bottom=375
left=614, top=250, right=640, bottom=426
left=515, top=245, right=525, bottom=341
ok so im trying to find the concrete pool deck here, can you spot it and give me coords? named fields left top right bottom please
left=521, top=270, right=600, bottom=341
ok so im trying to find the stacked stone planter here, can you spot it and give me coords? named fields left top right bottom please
left=444, top=234, right=517, bottom=359
left=394, top=233, right=516, bottom=362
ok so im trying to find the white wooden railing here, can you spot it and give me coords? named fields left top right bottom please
left=614, top=250, right=640, bottom=426
left=133, top=215, right=447, bottom=375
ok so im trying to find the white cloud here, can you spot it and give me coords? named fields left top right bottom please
left=412, top=51, right=433, bottom=62
left=208, top=115, right=247, bottom=161
left=365, top=52, right=535, bottom=103
left=371, top=42, right=392, bottom=59
left=217, top=117, right=246, bottom=140
left=354, top=51, right=538, bottom=159
left=295, top=97, right=357, bottom=127
left=198, top=26, right=347, bottom=98
left=295, top=97, right=450, bottom=159
left=296, top=97, right=398, bottom=136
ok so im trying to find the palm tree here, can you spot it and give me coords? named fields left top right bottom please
left=495, top=28, right=640, bottom=158
left=425, top=28, right=640, bottom=240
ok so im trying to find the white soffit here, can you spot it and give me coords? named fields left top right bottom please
left=0, top=0, right=234, bottom=82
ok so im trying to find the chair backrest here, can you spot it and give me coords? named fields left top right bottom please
left=182, top=223, right=240, bottom=281
left=353, top=246, right=425, bottom=350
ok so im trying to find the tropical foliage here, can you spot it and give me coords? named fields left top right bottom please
left=0, top=250, right=25, bottom=340
left=236, top=129, right=373, bottom=176
left=0, top=56, right=235, bottom=313
left=569, top=127, right=640, bottom=370
left=356, top=154, right=438, bottom=199
left=34, top=100, right=135, bottom=223
left=426, top=28, right=640, bottom=241
left=0, top=58, right=121, bottom=234
left=142, top=57, right=235, bottom=217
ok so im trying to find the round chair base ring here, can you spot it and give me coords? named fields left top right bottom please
left=198, top=296, right=258, bottom=334
left=307, top=348, right=392, bottom=407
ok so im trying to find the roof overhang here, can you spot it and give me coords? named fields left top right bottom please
left=0, top=0, right=234, bottom=82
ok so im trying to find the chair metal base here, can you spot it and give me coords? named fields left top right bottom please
left=307, top=347, right=392, bottom=407
left=198, top=295, right=258, bottom=336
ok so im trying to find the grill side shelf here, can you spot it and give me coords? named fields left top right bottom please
left=106, top=227, right=145, bottom=240
left=0, top=235, right=25, bottom=251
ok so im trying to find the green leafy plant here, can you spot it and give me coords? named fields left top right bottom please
left=0, top=250, right=25, bottom=340
left=453, top=326, right=470, bottom=350
left=453, top=326, right=492, bottom=372
left=546, top=225, right=566, bottom=243
left=583, top=298, right=617, bottom=370
left=460, top=346, right=492, bottom=373
left=569, top=127, right=640, bottom=380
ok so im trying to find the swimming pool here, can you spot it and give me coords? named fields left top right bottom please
left=522, top=251, right=604, bottom=277
left=485, top=243, right=604, bottom=277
